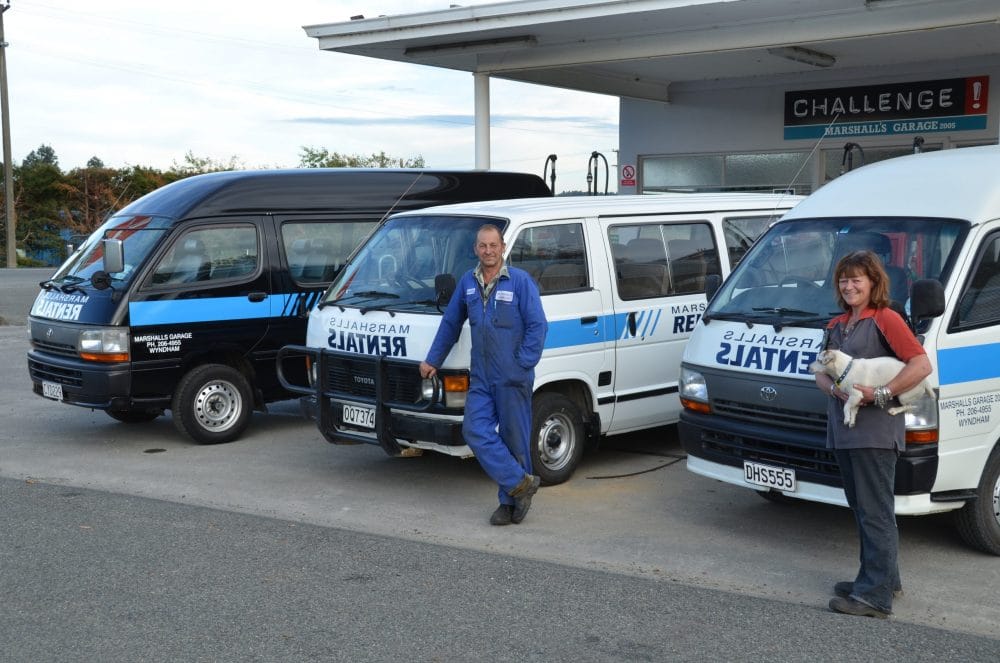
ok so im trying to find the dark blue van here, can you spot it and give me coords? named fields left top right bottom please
left=27, top=169, right=550, bottom=443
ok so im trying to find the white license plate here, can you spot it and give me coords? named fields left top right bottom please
left=743, top=460, right=796, bottom=492
left=42, top=381, right=64, bottom=401
left=342, top=404, right=375, bottom=429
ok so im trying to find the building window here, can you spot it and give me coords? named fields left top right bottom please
left=640, top=152, right=812, bottom=194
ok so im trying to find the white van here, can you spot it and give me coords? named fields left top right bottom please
left=279, top=193, right=799, bottom=483
left=678, top=145, right=1000, bottom=554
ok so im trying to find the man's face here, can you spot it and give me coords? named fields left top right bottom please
left=475, top=229, right=505, bottom=270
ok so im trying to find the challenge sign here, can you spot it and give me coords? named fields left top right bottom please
left=783, top=76, right=989, bottom=140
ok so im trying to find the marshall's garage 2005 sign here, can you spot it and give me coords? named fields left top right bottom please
left=783, top=76, right=989, bottom=140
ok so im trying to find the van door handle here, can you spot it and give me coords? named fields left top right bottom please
left=581, top=316, right=597, bottom=324
left=627, top=311, right=637, bottom=336
left=247, top=292, right=267, bottom=302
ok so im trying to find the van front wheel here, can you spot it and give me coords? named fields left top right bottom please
left=954, top=445, right=1000, bottom=555
left=530, top=392, right=584, bottom=486
left=172, top=364, right=253, bottom=444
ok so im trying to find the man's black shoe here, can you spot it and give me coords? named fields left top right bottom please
left=834, top=581, right=903, bottom=599
left=511, top=474, right=541, bottom=524
left=490, top=504, right=513, bottom=526
left=828, top=596, right=890, bottom=619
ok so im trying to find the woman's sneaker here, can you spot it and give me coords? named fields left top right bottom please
left=833, top=581, right=903, bottom=599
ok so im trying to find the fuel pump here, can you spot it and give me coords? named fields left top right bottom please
left=542, top=154, right=557, bottom=193
left=840, top=142, right=865, bottom=174
left=587, top=151, right=610, bottom=195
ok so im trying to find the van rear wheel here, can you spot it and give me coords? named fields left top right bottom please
left=954, top=445, right=1000, bottom=555
left=172, top=364, right=253, bottom=445
left=530, top=392, right=584, bottom=486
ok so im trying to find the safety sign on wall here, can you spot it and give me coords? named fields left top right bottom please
left=621, top=164, right=636, bottom=187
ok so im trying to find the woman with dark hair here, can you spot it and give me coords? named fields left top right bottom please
left=815, top=250, right=932, bottom=618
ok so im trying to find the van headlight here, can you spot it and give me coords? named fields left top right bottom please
left=904, top=392, right=939, bottom=445
left=680, top=365, right=711, bottom=414
left=421, top=372, right=469, bottom=408
left=79, top=327, right=130, bottom=362
left=421, top=377, right=440, bottom=402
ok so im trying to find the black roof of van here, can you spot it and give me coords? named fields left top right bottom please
left=115, top=169, right=552, bottom=219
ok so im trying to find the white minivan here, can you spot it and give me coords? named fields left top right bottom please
left=279, top=193, right=799, bottom=483
left=679, top=145, right=1000, bottom=554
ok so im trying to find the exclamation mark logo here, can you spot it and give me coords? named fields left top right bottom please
left=967, top=76, right=989, bottom=115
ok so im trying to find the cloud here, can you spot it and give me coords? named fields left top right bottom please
left=289, top=114, right=618, bottom=132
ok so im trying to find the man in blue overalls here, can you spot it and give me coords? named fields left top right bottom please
left=420, top=224, right=548, bottom=525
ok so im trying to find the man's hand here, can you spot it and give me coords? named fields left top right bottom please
left=419, top=361, right=437, bottom=379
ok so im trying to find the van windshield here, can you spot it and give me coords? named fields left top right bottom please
left=322, top=214, right=509, bottom=311
left=50, top=215, right=171, bottom=289
left=706, top=217, right=967, bottom=326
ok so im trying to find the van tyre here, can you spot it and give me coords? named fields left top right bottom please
left=172, top=364, right=253, bottom=445
left=954, top=445, right=1000, bottom=555
left=106, top=407, right=161, bottom=424
left=530, top=392, right=585, bottom=485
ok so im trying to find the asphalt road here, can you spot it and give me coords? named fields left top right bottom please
left=3, top=477, right=998, bottom=663
left=1, top=268, right=999, bottom=660
left=0, top=267, right=51, bottom=325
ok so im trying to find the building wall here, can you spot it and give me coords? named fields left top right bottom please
left=618, top=55, right=1000, bottom=194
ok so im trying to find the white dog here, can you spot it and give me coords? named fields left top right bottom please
left=808, top=349, right=935, bottom=428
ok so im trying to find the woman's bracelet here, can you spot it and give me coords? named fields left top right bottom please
left=873, top=385, right=892, bottom=408
left=830, top=382, right=837, bottom=396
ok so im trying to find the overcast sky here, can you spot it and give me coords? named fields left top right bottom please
left=7, top=0, right=619, bottom=193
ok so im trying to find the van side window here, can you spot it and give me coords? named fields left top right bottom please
left=282, top=220, right=378, bottom=285
left=955, top=233, right=1000, bottom=329
left=508, top=223, right=588, bottom=294
left=722, top=215, right=781, bottom=267
left=610, top=222, right=721, bottom=299
left=150, top=225, right=259, bottom=286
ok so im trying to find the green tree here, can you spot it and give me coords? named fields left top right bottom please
left=299, top=147, right=425, bottom=169
left=170, top=151, right=244, bottom=177
left=12, top=145, right=67, bottom=263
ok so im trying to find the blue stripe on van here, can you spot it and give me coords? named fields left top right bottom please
left=544, top=315, right=615, bottom=349
left=129, top=296, right=273, bottom=326
left=938, top=343, right=1000, bottom=385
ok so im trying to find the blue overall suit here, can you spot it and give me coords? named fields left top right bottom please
left=425, top=265, right=548, bottom=505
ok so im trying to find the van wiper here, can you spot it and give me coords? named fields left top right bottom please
left=318, top=290, right=400, bottom=310
left=751, top=307, right=817, bottom=316
left=351, top=290, right=400, bottom=299
left=39, top=275, right=87, bottom=294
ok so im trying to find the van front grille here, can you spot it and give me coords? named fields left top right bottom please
left=323, top=353, right=421, bottom=405
left=29, top=358, right=84, bottom=388
left=712, top=398, right=827, bottom=434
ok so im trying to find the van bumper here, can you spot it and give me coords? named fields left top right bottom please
left=27, top=349, right=133, bottom=410
left=679, top=411, right=939, bottom=496
left=321, top=402, right=466, bottom=451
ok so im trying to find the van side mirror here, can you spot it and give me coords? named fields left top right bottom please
left=910, top=279, right=945, bottom=330
left=704, top=273, right=722, bottom=300
left=102, top=238, right=125, bottom=274
left=434, top=273, right=456, bottom=308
